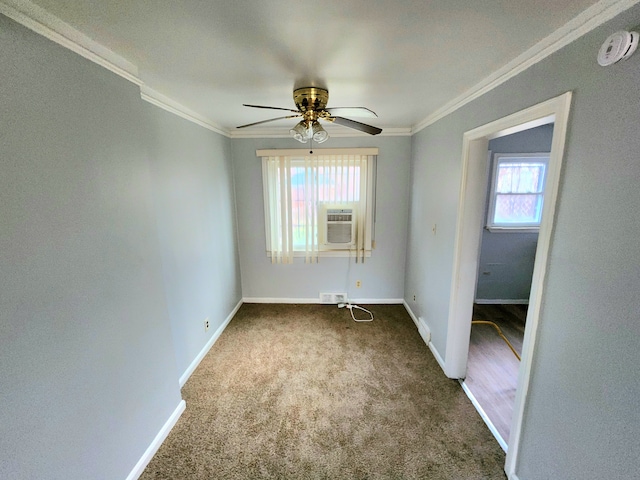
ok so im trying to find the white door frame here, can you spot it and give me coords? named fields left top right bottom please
left=443, top=92, right=572, bottom=477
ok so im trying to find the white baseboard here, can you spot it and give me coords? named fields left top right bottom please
left=243, top=297, right=404, bottom=304
left=459, top=380, right=508, bottom=452
left=126, top=399, right=186, bottom=480
left=474, top=299, right=529, bottom=305
left=402, top=300, right=420, bottom=328
left=402, top=301, right=447, bottom=375
left=243, top=297, right=320, bottom=304
left=179, top=299, right=243, bottom=387
left=428, top=341, right=447, bottom=373
left=347, top=298, right=404, bottom=304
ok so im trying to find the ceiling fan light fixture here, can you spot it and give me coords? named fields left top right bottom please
left=312, top=121, right=328, bottom=143
left=241, top=87, right=381, bottom=140
left=290, top=121, right=308, bottom=143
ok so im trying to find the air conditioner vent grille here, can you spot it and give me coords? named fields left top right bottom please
left=327, top=210, right=353, bottom=222
left=327, top=223, right=353, bottom=244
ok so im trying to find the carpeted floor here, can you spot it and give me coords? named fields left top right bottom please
left=140, top=304, right=506, bottom=479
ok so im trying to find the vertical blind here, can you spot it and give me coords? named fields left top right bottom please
left=261, top=150, right=376, bottom=264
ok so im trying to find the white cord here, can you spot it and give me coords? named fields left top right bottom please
left=338, top=302, right=374, bottom=322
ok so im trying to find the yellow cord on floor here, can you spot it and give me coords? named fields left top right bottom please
left=471, top=320, right=521, bottom=361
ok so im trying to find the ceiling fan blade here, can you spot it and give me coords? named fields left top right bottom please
left=237, top=114, right=300, bottom=129
left=329, top=116, right=382, bottom=135
left=324, top=107, right=378, bottom=118
left=243, top=104, right=300, bottom=113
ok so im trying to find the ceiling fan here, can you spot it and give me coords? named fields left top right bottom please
left=236, top=87, right=382, bottom=144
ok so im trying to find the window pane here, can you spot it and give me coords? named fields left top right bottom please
left=316, top=166, right=360, bottom=203
left=289, top=164, right=362, bottom=249
left=291, top=166, right=310, bottom=248
left=496, top=162, right=546, bottom=194
left=494, top=193, right=544, bottom=224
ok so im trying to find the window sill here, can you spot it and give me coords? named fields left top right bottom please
left=265, top=250, right=372, bottom=258
left=485, top=226, right=540, bottom=233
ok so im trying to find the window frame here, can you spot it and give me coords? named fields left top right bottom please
left=259, top=148, right=376, bottom=259
left=486, top=152, right=550, bottom=233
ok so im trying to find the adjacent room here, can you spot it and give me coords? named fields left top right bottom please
left=464, top=123, right=554, bottom=447
left=2, top=1, right=639, bottom=479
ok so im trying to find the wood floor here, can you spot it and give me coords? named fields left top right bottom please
left=463, top=303, right=527, bottom=445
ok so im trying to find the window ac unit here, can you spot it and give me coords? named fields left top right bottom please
left=319, top=203, right=356, bottom=249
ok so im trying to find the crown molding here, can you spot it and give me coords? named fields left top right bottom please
left=140, top=86, right=231, bottom=137
left=0, top=0, right=141, bottom=85
left=4, top=0, right=636, bottom=139
left=0, top=0, right=233, bottom=135
left=412, top=0, right=640, bottom=134
left=230, top=127, right=412, bottom=139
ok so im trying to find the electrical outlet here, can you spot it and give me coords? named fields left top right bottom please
left=413, top=294, right=416, bottom=301
left=204, top=317, right=210, bottom=331
left=356, top=280, right=362, bottom=288
left=432, top=224, right=437, bottom=235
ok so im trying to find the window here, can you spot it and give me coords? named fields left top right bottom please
left=259, top=148, right=377, bottom=263
left=486, top=153, right=549, bottom=231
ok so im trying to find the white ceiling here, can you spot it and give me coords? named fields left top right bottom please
left=17, top=0, right=604, bottom=136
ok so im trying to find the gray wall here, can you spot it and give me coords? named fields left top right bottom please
left=475, top=125, right=553, bottom=301
left=0, top=16, right=182, bottom=480
left=233, top=136, right=411, bottom=301
left=404, top=4, right=640, bottom=479
left=146, top=105, right=241, bottom=378
left=0, top=14, right=243, bottom=479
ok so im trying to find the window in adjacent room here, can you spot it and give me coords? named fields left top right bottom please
left=259, top=148, right=377, bottom=263
left=486, top=153, right=549, bottom=231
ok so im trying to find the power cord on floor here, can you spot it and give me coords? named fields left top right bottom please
left=338, top=302, right=374, bottom=322
left=471, top=320, right=521, bottom=361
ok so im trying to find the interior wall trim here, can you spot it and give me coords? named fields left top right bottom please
left=459, top=380, right=508, bottom=452
left=243, top=297, right=322, bottom=304
left=0, top=0, right=141, bottom=85
left=346, top=298, right=404, bottom=304
left=256, top=147, right=379, bottom=156
left=179, top=299, right=243, bottom=387
left=5, top=0, right=630, bottom=141
left=403, top=300, right=420, bottom=328
left=141, top=85, right=230, bottom=138
left=445, top=92, right=573, bottom=478
left=125, top=399, right=186, bottom=480
left=0, top=0, right=233, bottom=137
left=243, top=297, right=404, bottom=305
left=402, top=301, right=447, bottom=375
left=231, top=127, right=412, bottom=139
left=474, top=299, right=530, bottom=305
left=412, top=0, right=638, bottom=134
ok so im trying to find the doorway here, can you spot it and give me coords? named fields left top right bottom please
left=443, top=92, right=572, bottom=476
left=463, top=123, right=554, bottom=448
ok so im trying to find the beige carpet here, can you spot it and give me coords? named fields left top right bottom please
left=141, top=304, right=506, bottom=479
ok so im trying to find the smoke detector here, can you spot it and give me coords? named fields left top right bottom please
left=597, top=30, right=639, bottom=66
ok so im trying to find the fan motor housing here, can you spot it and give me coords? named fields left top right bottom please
left=294, top=87, right=329, bottom=112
